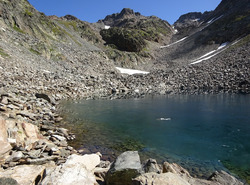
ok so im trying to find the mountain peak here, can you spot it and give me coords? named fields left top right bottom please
left=120, top=8, right=135, bottom=15
left=100, top=8, right=143, bottom=27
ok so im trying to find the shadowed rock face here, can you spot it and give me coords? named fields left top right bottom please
left=173, top=0, right=250, bottom=44
left=98, top=8, right=174, bottom=52
left=100, top=27, right=147, bottom=52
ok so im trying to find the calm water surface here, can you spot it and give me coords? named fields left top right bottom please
left=60, top=94, right=250, bottom=180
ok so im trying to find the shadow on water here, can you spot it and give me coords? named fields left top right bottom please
left=58, top=94, right=250, bottom=182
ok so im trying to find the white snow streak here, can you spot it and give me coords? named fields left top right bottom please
left=104, top=25, right=110, bottom=29
left=190, top=42, right=228, bottom=65
left=116, top=67, right=149, bottom=75
left=172, top=26, right=178, bottom=34
left=217, top=42, right=228, bottom=50
left=160, top=37, right=187, bottom=48
left=207, top=15, right=223, bottom=24
left=192, top=18, right=200, bottom=22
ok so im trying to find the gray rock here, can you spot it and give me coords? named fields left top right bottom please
left=208, top=171, right=244, bottom=185
left=132, top=172, right=191, bottom=185
left=6, top=151, right=23, bottom=162
left=162, top=161, right=191, bottom=178
left=57, top=128, right=69, bottom=137
left=8, top=113, right=16, bottom=119
left=35, top=93, right=51, bottom=103
left=0, top=105, right=7, bottom=112
left=41, top=154, right=98, bottom=185
left=0, top=165, right=46, bottom=185
left=27, top=149, right=41, bottom=159
left=0, top=118, right=12, bottom=156
left=0, top=177, right=18, bottom=185
left=143, top=158, right=161, bottom=174
left=16, top=111, right=36, bottom=120
left=106, top=151, right=142, bottom=185
left=0, top=96, right=9, bottom=105
left=52, top=135, right=66, bottom=141
left=59, top=148, right=71, bottom=158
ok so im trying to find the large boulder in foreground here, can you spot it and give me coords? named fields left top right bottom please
left=105, top=151, right=142, bottom=185
left=0, top=165, right=45, bottom=185
left=41, top=153, right=100, bottom=185
left=0, top=118, right=12, bottom=157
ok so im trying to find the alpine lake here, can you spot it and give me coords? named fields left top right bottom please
left=59, top=93, right=250, bottom=183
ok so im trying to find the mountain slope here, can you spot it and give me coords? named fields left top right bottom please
left=0, top=0, right=249, bottom=100
left=156, top=0, right=250, bottom=69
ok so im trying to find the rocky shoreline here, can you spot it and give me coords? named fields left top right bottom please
left=0, top=90, right=247, bottom=185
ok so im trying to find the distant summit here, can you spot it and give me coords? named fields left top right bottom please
left=98, top=8, right=174, bottom=52
left=98, top=8, right=144, bottom=27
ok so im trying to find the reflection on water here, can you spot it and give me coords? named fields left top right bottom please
left=60, top=94, right=250, bottom=181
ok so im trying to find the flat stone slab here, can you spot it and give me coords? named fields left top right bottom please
left=0, top=118, right=12, bottom=156
left=41, top=154, right=98, bottom=185
left=0, top=165, right=45, bottom=185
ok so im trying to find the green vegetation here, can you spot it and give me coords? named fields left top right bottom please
left=100, top=27, right=147, bottom=52
left=0, top=47, right=9, bottom=57
left=52, top=26, right=63, bottom=36
left=222, top=160, right=250, bottom=184
left=57, top=20, right=101, bottom=44
left=100, top=16, right=172, bottom=52
left=228, top=34, right=250, bottom=50
left=111, top=138, right=145, bottom=151
left=13, top=24, right=25, bottom=34
left=42, top=20, right=82, bottom=46
left=24, top=9, right=33, bottom=17
left=29, top=48, right=41, bottom=55
left=234, top=15, right=248, bottom=22
left=58, top=20, right=78, bottom=31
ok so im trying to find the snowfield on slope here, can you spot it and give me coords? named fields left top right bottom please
left=190, top=42, right=228, bottom=65
left=116, top=67, right=149, bottom=75
left=160, top=37, right=187, bottom=48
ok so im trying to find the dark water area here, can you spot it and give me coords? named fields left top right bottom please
left=59, top=94, right=250, bottom=182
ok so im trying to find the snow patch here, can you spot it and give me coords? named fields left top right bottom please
left=190, top=42, right=228, bottom=65
left=172, top=26, right=178, bottom=34
left=116, top=67, right=149, bottom=75
left=192, top=18, right=200, bottom=22
left=160, top=37, right=187, bottom=48
left=207, top=15, right=223, bottom=24
left=217, top=42, right=228, bottom=50
left=104, top=25, right=110, bottom=30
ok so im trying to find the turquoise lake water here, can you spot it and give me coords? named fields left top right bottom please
left=60, top=94, right=250, bottom=180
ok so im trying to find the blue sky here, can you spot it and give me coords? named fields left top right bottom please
left=27, top=0, right=221, bottom=24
